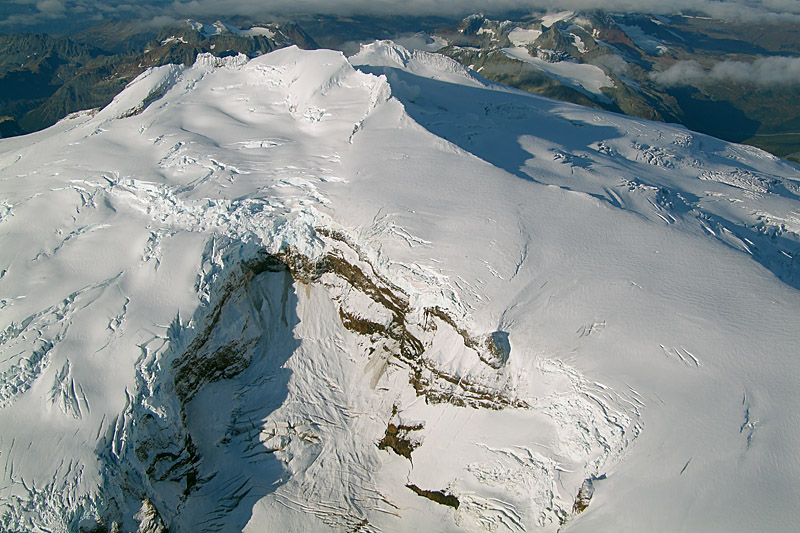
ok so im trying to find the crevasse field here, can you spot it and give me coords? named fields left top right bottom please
left=1, top=43, right=799, bottom=532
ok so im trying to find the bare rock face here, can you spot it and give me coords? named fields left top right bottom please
left=133, top=499, right=166, bottom=533
left=485, top=330, right=511, bottom=368
left=573, top=478, right=595, bottom=514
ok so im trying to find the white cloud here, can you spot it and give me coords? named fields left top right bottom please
left=651, top=60, right=706, bottom=85
left=36, top=0, right=66, bottom=15
left=652, top=56, right=800, bottom=87
left=590, top=53, right=631, bottom=75
left=3, top=0, right=800, bottom=32
left=161, top=1, right=800, bottom=21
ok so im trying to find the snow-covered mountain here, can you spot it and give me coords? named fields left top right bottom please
left=1, top=42, right=799, bottom=532
left=432, top=11, right=800, bottom=163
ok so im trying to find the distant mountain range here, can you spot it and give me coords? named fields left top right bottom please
left=434, top=11, right=800, bottom=163
left=1, top=11, right=799, bottom=163
left=0, top=20, right=317, bottom=136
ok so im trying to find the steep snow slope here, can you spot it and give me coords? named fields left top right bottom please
left=0, top=42, right=799, bottom=532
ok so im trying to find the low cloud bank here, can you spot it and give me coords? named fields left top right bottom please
left=652, top=57, right=800, bottom=87
left=3, top=0, right=800, bottom=33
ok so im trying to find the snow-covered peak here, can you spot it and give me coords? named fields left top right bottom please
left=186, top=19, right=222, bottom=37
left=185, top=19, right=277, bottom=39
left=352, top=40, right=483, bottom=88
left=1, top=42, right=799, bottom=533
left=541, top=10, right=576, bottom=27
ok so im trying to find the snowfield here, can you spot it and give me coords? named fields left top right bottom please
left=1, top=42, right=799, bottom=532
left=507, top=28, right=543, bottom=46
left=501, top=46, right=614, bottom=102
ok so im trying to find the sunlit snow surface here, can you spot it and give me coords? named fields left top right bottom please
left=507, top=28, right=543, bottom=46
left=540, top=11, right=575, bottom=28
left=501, top=46, right=614, bottom=102
left=1, top=43, right=799, bottom=532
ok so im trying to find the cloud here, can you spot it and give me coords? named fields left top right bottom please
left=651, top=56, right=800, bottom=87
left=164, top=1, right=800, bottom=22
left=590, top=53, right=630, bottom=75
left=36, top=0, right=66, bottom=15
left=3, top=0, right=800, bottom=33
left=650, top=60, right=706, bottom=85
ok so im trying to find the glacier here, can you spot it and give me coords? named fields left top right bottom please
left=0, top=42, right=799, bottom=532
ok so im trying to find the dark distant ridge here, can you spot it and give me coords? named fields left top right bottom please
left=0, top=20, right=317, bottom=136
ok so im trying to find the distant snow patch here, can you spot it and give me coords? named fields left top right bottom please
left=161, top=36, right=188, bottom=45
left=508, top=28, right=542, bottom=46
left=186, top=19, right=275, bottom=39
left=572, top=33, right=587, bottom=53
left=617, top=23, right=668, bottom=56
left=502, top=47, right=613, bottom=101
left=541, top=11, right=574, bottom=27
left=391, top=33, right=448, bottom=52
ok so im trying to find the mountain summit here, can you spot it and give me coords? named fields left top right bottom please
left=1, top=42, right=799, bottom=532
